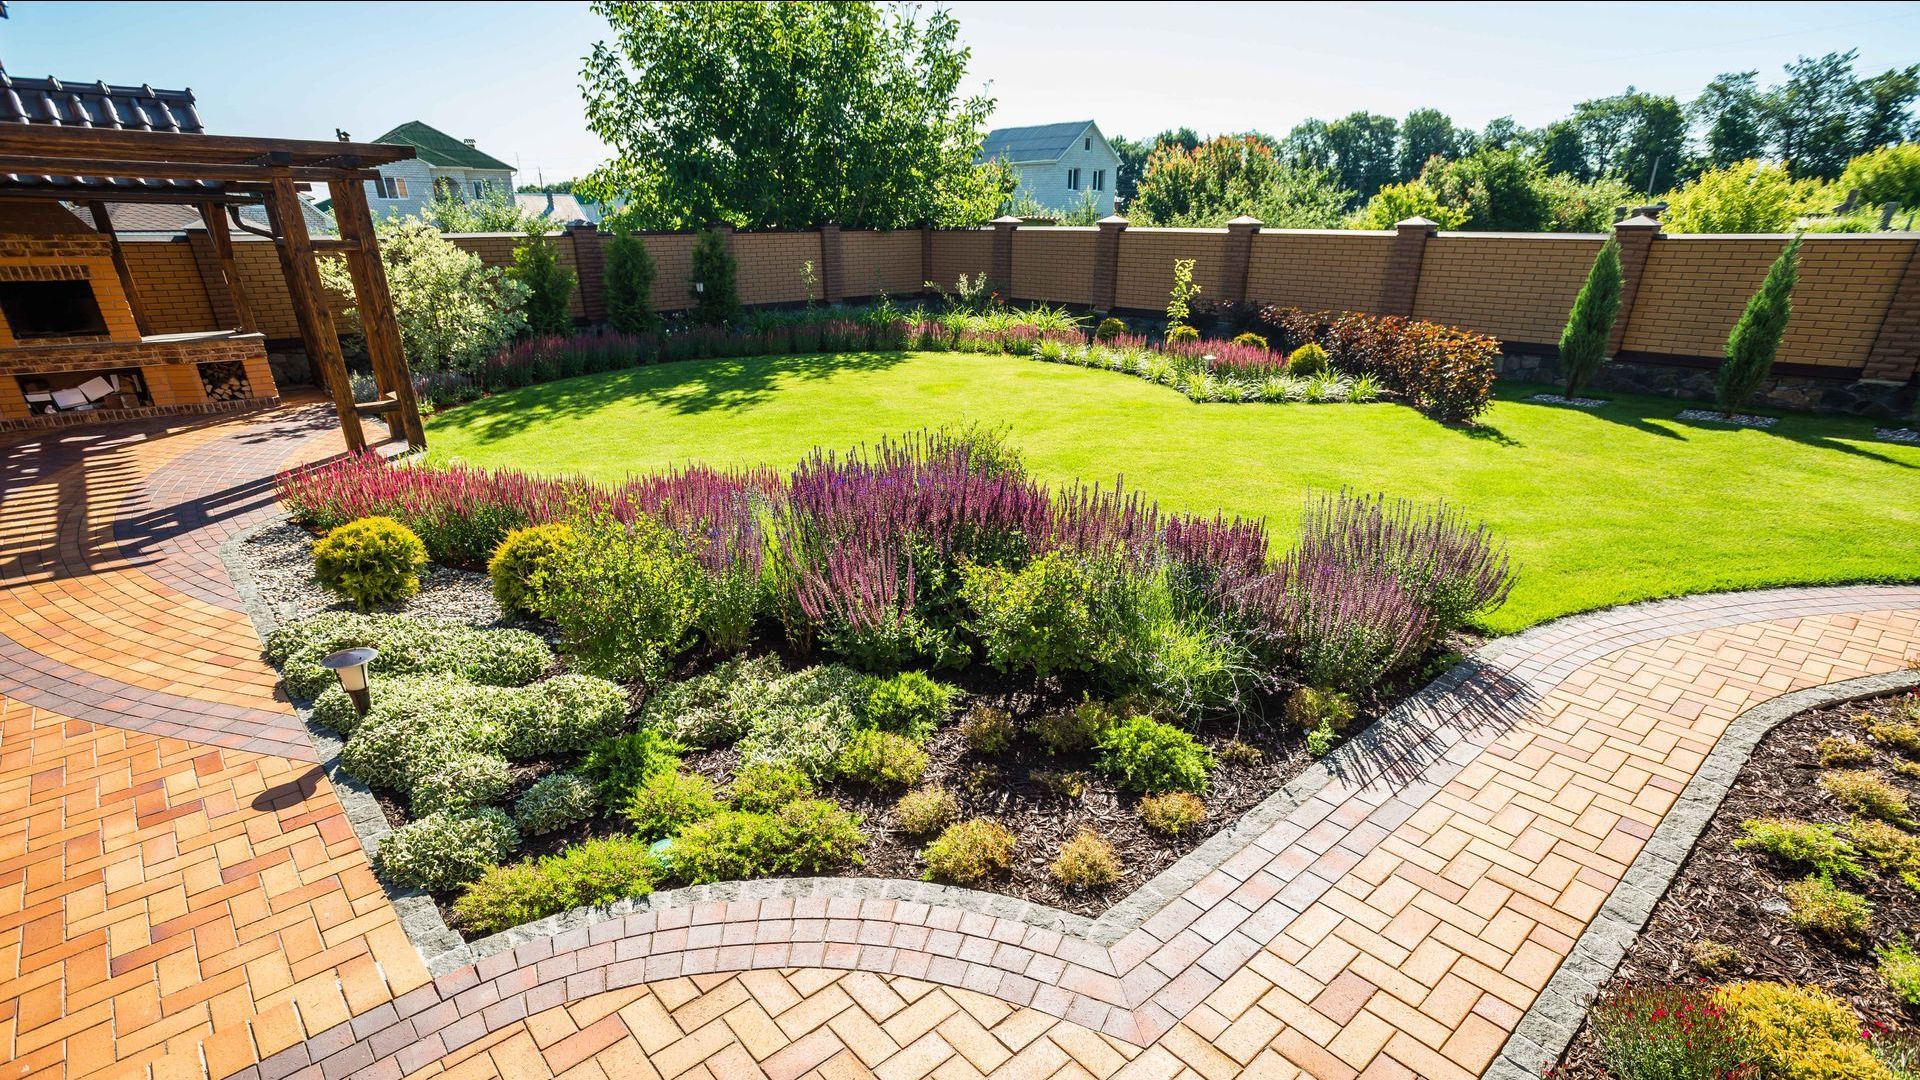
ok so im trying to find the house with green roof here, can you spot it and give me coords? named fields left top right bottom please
left=364, top=120, right=515, bottom=220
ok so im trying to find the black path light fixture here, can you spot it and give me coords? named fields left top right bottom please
left=320, top=646, right=379, bottom=715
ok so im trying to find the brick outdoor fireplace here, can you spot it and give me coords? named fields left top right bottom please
left=0, top=197, right=275, bottom=429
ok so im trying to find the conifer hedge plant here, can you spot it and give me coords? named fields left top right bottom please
left=1716, top=236, right=1801, bottom=415
left=1558, top=237, right=1622, bottom=398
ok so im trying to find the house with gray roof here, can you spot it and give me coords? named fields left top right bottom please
left=364, top=120, right=515, bottom=219
left=978, top=120, right=1119, bottom=217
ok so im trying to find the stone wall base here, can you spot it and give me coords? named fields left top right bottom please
left=0, top=394, right=280, bottom=433
left=1497, top=351, right=1915, bottom=419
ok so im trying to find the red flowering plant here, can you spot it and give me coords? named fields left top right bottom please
left=1588, top=984, right=1752, bottom=1080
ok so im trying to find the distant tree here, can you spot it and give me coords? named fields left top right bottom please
left=1716, top=237, right=1801, bottom=412
left=1768, top=51, right=1868, bottom=179
left=423, top=187, right=542, bottom=233
left=510, top=229, right=577, bottom=336
left=1421, top=148, right=1550, bottom=231
left=1324, top=112, right=1401, bottom=200
left=1563, top=88, right=1687, bottom=192
left=1479, top=116, right=1524, bottom=151
left=1857, top=66, right=1920, bottom=150
left=1558, top=238, right=1622, bottom=396
left=603, top=233, right=658, bottom=334
left=1347, top=181, right=1467, bottom=230
left=1397, top=108, right=1465, bottom=182
left=579, top=2, right=999, bottom=229
left=1130, top=136, right=1349, bottom=227
left=1539, top=121, right=1588, bottom=178
left=516, top=179, right=578, bottom=194
left=1281, top=119, right=1336, bottom=171
left=1538, top=173, right=1639, bottom=231
left=1153, top=127, right=1203, bottom=155
left=1839, top=143, right=1920, bottom=209
left=1111, top=134, right=1153, bottom=203
left=1691, top=71, right=1770, bottom=169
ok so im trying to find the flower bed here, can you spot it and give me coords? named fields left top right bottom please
left=1551, top=690, right=1920, bottom=1079
left=406, top=302, right=1497, bottom=421
left=272, top=429, right=1513, bottom=937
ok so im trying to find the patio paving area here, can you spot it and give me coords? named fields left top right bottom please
left=2, top=400, right=1918, bottom=1080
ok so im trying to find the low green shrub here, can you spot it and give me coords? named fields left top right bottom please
left=513, top=772, right=598, bottom=836
left=1687, top=938, right=1743, bottom=975
left=1844, top=819, right=1920, bottom=889
left=1034, top=701, right=1113, bottom=756
left=1285, top=687, right=1356, bottom=733
left=836, top=730, right=929, bottom=788
left=377, top=809, right=519, bottom=892
left=1822, top=770, right=1909, bottom=822
left=1881, top=936, right=1920, bottom=1006
left=729, top=762, right=814, bottom=813
left=1217, top=740, right=1262, bottom=767
left=1095, top=715, right=1214, bottom=794
left=581, top=729, right=685, bottom=809
left=1869, top=720, right=1920, bottom=757
left=1735, top=818, right=1865, bottom=878
left=1165, top=324, right=1200, bottom=344
left=268, top=611, right=551, bottom=700
left=1137, top=791, right=1207, bottom=835
left=1287, top=343, right=1330, bottom=376
left=733, top=665, right=867, bottom=777
left=487, top=523, right=577, bottom=616
left=453, top=836, right=657, bottom=935
left=412, top=752, right=512, bottom=815
left=920, top=818, right=1016, bottom=883
left=1030, top=768, right=1088, bottom=799
left=641, top=654, right=785, bottom=746
left=961, top=553, right=1134, bottom=679
left=623, top=769, right=721, bottom=839
left=1094, top=317, right=1128, bottom=342
left=312, top=516, right=427, bottom=611
left=671, top=798, right=865, bottom=884
left=1049, top=829, right=1120, bottom=889
left=504, top=673, right=630, bottom=759
left=1231, top=332, right=1270, bottom=350
left=1818, top=736, right=1875, bottom=768
left=1713, top=980, right=1888, bottom=1079
left=1784, top=875, right=1873, bottom=944
left=959, top=706, right=1015, bottom=755
left=860, top=672, right=958, bottom=740
left=538, top=514, right=707, bottom=685
left=894, top=786, right=959, bottom=836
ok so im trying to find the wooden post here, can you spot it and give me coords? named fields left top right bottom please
left=85, top=201, right=152, bottom=335
left=197, top=201, right=256, bottom=332
left=268, top=173, right=364, bottom=453
left=329, top=178, right=425, bottom=449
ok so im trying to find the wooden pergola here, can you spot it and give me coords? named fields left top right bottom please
left=0, top=124, right=426, bottom=451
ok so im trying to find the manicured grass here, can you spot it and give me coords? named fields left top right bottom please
left=425, top=351, right=1920, bottom=633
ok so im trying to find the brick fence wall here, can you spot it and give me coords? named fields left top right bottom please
left=120, top=218, right=1920, bottom=389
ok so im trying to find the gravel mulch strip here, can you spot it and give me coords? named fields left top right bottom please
left=1876, top=427, right=1919, bottom=445
left=1552, top=691, right=1920, bottom=1078
left=1676, top=408, right=1780, bottom=429
left=1527, top=393, right=1608, bottom=408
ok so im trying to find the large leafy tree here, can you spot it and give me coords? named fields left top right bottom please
left=1770, top=52, right=1869, bottom=179
left=1691, top=71, right=1770, bottom=169
left=1398, top=108, right=1467, bottom=183
left=579, top=1, right=998, bottom=230
left=1421, top=148, right=1551, bottom=231
left=1323, top=112, right=1401, bottom=200
left=1562, top=89, right=1688, bottom=192
left=1129, top=136, right=1349, bottom=227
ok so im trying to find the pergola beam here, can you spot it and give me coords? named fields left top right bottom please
left=330, top=178, right=425, bottom=449
left=266, top=172, right=364, bottom=453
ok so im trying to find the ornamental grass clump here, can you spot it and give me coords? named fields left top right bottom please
left=312, top=516, right=427, bottom=611
left=1589, top=983, right=1748, bottom=1080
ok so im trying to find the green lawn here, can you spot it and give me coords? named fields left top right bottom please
left=424, top=351, right=1920, bottom=633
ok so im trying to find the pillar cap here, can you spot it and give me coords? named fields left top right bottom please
left=1394, top=216, right=1439, bottom=229
left=990, top=215, right=1023, bottom=226
left=1226, top=215, right=1263, bottom=227
left=1614, top=213, right=1662, bottom=229
left=1096, top=214, right=1130, bottom=227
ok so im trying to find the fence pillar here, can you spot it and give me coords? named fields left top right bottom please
left=920, top=221, right=935, bottom=291
left=1223, top=215, right=1261, bottom=306
left=1381, top=217, right=1436, bottom=316
left=566, top=223, right=605, bottom=324
left=990, top=215, right=1020, bottom=295
left=818, top=222, right=844, bottom=303
left=1863, top=238, right=1920, bottom=385
left=1608, top=210, right=1663, bottom=356
left=1091, top=214, right=1128, bottom=312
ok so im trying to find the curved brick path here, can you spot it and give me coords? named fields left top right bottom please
left=1, top=402, right=1917, bottom=1080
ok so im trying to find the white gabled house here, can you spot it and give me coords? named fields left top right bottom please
left=364, top=121, right=515, bottom=219
left=978, top=120, right=1121, bottom=217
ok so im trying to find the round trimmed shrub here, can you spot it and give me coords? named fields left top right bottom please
left=1286, top=343, right=1330, bottom=376
left=730, top=762, right=813, bottom=813
left=488, top=523, right=577, bottom=616
left=1137, top=792, right=1207, bottom=836
left=959, top=706, right=1015, bottom=755
left=1094, top=317, right=1129, bottom=342
left=920, top=818, right=1016, bottom=883
left=412, top=753, right=512, bottom=815
left=836, top=730, right=929, bottom=788
left=1165, top=324, right=1200, bottom=344
left=1049, top=829, right=1120, bottom=890
left=513, top=771, right=598, bottom=835
left=312, top=516, right=427, bottom=611
left=377, top=809, right=518, bottom=892
left=894, top=786, right=958, bottom=837
left=624, top=770, right=721, bottom=840
left=1095, top=715, right=1214, bottom=794
left=1231, top=332, right=1270, bottom=350
left=860, top=672, right=958, bottom=740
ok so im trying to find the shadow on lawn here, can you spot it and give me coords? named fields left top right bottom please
left=430, top=350, right=912, bottom=444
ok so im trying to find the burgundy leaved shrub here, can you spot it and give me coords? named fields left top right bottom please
left=1261, top=307, right=1499, bottom=421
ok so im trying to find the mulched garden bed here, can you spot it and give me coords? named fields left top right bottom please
left=1552, top=691, right=1920, bottom=1078
left=246, top=514, right=1471, bottom=928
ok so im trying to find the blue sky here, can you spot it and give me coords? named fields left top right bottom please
left=4, top=1, right=1918, bottom=183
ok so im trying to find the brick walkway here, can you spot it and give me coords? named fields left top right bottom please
left=2, top=401, right=1917, bottom=1080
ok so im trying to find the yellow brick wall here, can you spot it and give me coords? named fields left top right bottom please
left=1012, top=229, right=1097, bottom=306
left=1114, top=229, right=1230, bottom=312
left=929, top=231, right=994, bottom=291
left=727, top=233, right=821, bottom=306
left=1623, top=235, right=1914, bottom=368
left=122, top=239, right=217, bottom=334
left=1413, top=234, right=1607, bottom=345
left=840, top=231, right=923, bottom=297
left=1245, top=231, right=1397, bottom=312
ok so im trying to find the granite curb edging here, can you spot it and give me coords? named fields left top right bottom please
left=1485, top=668, right=1920, bottom=1080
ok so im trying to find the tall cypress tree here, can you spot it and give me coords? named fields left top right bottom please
left=1558, top=238, right=1622, bottom=397
left=604, top=233, right=659, bottom=334
left=1716, top=237, right=1801, bottom=413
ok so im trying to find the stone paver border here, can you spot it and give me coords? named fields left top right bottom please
left=1487, top=668, right=1920, bottom=1079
